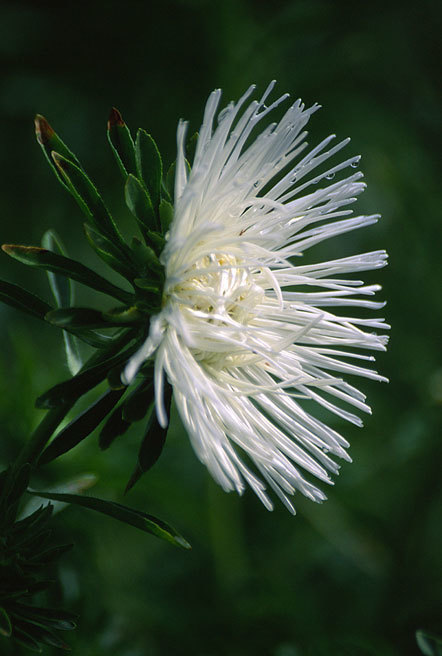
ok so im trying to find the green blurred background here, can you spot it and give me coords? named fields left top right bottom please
left=1, top=1, right=441, bottom=654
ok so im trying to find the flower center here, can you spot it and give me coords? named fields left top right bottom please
left=165, top=253, right=266, bottom=365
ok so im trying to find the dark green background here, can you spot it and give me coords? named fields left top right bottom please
left=1, top=1, right=441, bottom=654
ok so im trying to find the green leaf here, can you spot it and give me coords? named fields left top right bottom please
left=41, top=230, right=82, bottom=375
left=0, top=607, right=12, bottom=637
left=51, top=151, right=125, bottom=249
left=165, top=161, right=176, bottom=200
left=46, top=307, right=142, bottom=331
left=35, top=114, right=81, bottom=191
left=0, top=279, right=52, bottom=320
left=28, top=490, right=191, bottom=549
left=159, top=198, right=174, bottom=233
left=35, top=339, right=136, bottom=409
left=15, top=622, right=71, bottom=650
left=122, top=380, right=154, bottom=423
left=12, top=626, right=43, bottom=652
left=41, top=231, right=72, bottom=307
left=125, top=383, right=171, bottom=493
left=99, top=405, right=131, bottom=449
left=8, top=604, right=77, bottom=632
left=28, top=543, right=73, bottom=565
left=417, top=630, right=442, bottom=656
left=107, top=107, right=137, bottom=178
left=7, top=464, right=31, bottom=506
left=2, top=244, right=132, bottom=304
left=84, top=222, right=135, bottom=280
left=125, top=173, right=157, bottom=234
left=39, top=388, right=126, bottom=465
left=45, top=307, right=110, bottom=330
left=131, top=237, right=164, bottom=279
left=135, top=129, right=162, bottom=210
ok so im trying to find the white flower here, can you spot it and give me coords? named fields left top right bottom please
left=124, top=81, right=389, bottom=514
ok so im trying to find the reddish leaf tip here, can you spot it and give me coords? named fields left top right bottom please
left=108, top=107, right=125, bottom=130
left=35, top=114, right=55, bottom=145
left=2, top=244, right=46, bottom=255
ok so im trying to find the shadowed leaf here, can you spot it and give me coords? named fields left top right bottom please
left=39, top=389, right=126, bottom=464
left=107, top=107, right=137, bottom=178
left=28, top=490, right=191, bottom=549
left=2, top=244, right=132, bottom=304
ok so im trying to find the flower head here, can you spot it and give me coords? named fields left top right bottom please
left=124, top=82, right=389, bottom=514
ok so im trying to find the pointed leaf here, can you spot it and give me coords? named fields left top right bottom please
left=28, top=490, right=191, bottom=549
left=99, top=405, right=131, bottom=449
left=41, top=231, right=72, bottom=307
left=41, top=230, right=82, bottom=375
left=159, top=198, right=174, bottom=233
left=16, top=622, right=71, bottom=650
left=39, top=388, right=125, bottom=465
left=122, top=380, right=154, bottom=423
left=417, top=630, right=442, bottom=656
left=125, top=173, right=157, bottom=233
left=2, top=244, right=132, bottom=304
left=135, top=129, right=162, bottom=209
left=35, top=114, right=80, bottom=191
left=7, top=464, right=31, bottom=506
left=125, top=383, right=171, bottom=492
left=0, top=280, right=52, bottom=320
left=46, top=307, right=112, bottom=330
left=0, top=607, right=12, bottom=637
left=12, top=627, right=43, bottom=652
left=165, top=161, right=176, bottom=200
left=35, top=340, right=136, bottom=408
left=9, top=604, right=77, bottom=631
left=51, top=151, right=125, bottom=249
left=28, top=543, right=73, bottom=566
left=84, top=222, right=135, bottom=280
left=131, top=237, right=164, bottom=279
left=107, top=107, right=137, bottom=178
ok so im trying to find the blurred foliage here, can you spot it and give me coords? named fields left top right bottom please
left=0, top=0, right=441, bottom=654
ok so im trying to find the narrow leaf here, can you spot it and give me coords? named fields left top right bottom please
left=9, top=604, right=77, bottom=631
left=41, top=231, right=72, bottom=307
left=99, top=405, right=131, bottom=449
left=46, top=307, right=112, bottom=330
left=131, top=237, right=164, bottom=278
left=0, top=607, right=12, bottom=637
left=12, top=627, right=43, bottom=652
left=16, top=622, right=71, bottom=650
left=51, top=151, right=125, bottom=248
left=159, top=198, right=174, bottom=233
left=28, top=490, right=191, bottom=549
left=39, top=389, right=125, bottom=465
left=35, top=340, right=136, bottom=409
left=125, top=383, right=171, bottom=492
left=135, top=129, right=162, bottom=209
left=122, top=380, right=154, bottom=423
left=125, top=173, right=157, bottom=233
left=84, top=222, right=135, bottom=280
left=417, top=630, right=442, bottom=656
left=7, top=464, right=31, bottom=505
left=2, top=244, right=132, bottom=304
left=28, top=543, right=73, bottom=567
left=35, top=114, right=80, bottom=191
left=42, top=230, right=82, bottom=375
left=107, top=108, right=137, bottom=178
left=0, top=280, right=52, bottom=320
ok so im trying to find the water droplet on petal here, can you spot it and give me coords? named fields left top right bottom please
left=325, top=172, right=335, bottom=180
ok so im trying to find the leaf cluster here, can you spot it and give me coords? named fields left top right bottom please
left=0, top=466, right=76, bottom=652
